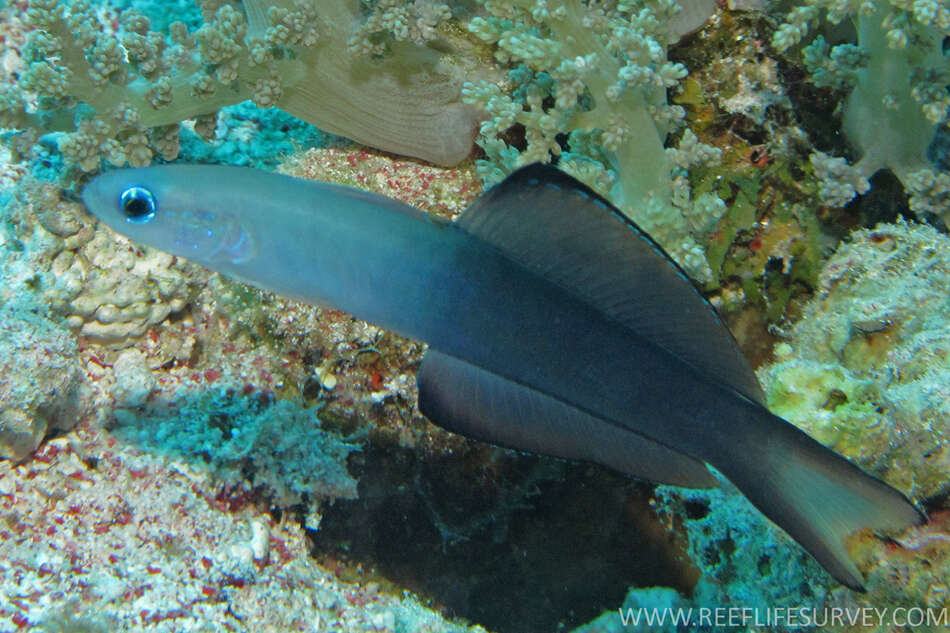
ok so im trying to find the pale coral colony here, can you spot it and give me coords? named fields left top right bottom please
left=0, top=1, right=949, bottom=632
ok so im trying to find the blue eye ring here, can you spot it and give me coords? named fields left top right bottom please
left=119, top=185, right=157, bottom=224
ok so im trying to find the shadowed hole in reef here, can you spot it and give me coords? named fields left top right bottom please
left=310, top=442, right=698, bottom=633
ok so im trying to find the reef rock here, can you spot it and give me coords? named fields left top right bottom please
left=760, top=221, right=950, bottom=501
left=0, top=305, right=85, bottom=461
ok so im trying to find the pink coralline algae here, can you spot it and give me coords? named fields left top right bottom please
left=0, top=421, right=487, bottom=632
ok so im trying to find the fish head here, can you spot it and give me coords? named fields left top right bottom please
left=82, top=166, right=255, bottom=265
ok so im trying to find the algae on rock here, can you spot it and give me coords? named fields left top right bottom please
left=0, top=303, right=86, bottom=461
left=759, top=221, right=950, bottom=501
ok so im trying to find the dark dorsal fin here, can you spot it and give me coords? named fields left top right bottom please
left=418, top=350, right=719, bottom=488
left=457, top=164, right=765, bottom=405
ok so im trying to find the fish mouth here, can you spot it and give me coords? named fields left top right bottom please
left=80, top=179, right=104, bottom=218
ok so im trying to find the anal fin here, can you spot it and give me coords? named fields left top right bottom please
left=417, top=350, right=718, bottom=489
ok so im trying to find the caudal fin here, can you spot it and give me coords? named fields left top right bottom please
left=719, top=409, right=925, bottom=590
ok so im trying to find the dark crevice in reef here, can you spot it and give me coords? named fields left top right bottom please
left=310, top=442, right=698, bottom=633
left=776, top=61, right=850, bottom=160
left=848, top=169, right=912, bottom=229
left=844, top=169, right=947, bottom=234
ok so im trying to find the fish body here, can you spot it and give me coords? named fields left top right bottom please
left=83, top=163, right=924, bottom=589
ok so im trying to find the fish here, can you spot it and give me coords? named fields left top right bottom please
left=82, top=163, right=925, bottom=590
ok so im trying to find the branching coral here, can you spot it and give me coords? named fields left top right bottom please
left=461, top=0, right=725, bottom=281
left=2, top=0, right=480, bottom=168
left=348, top=0, right=453, bottom=55
left=773, top=0, right=950, bottom=221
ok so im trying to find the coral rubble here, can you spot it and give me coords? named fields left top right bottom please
left=0, top=424, right=487, bottom=632
left=0, top=1, right=948, bottom=631
left=0, top=304, right=87, bottom=461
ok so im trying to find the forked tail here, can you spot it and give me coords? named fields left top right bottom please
left=716, top=407, right=925, bottom=590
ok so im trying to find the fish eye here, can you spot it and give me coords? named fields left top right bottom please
left=119, top=185, right=157, bottom=224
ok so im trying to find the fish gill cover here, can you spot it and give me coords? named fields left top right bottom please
left=0, top=1, right=948, bottom=632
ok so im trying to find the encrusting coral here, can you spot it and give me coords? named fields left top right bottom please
left=0, top=303, right=87, bottom=461
left=4, top=179, right=199, bottom=346
left=759, top=221, right=950, bottom=501
left=1, top=0, right=481, bottom=168
left=772, top=0, right=950, bottom=220
left=572, top=222, right=950, bottom=629
left=5, top=3, right=950, bottom=627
